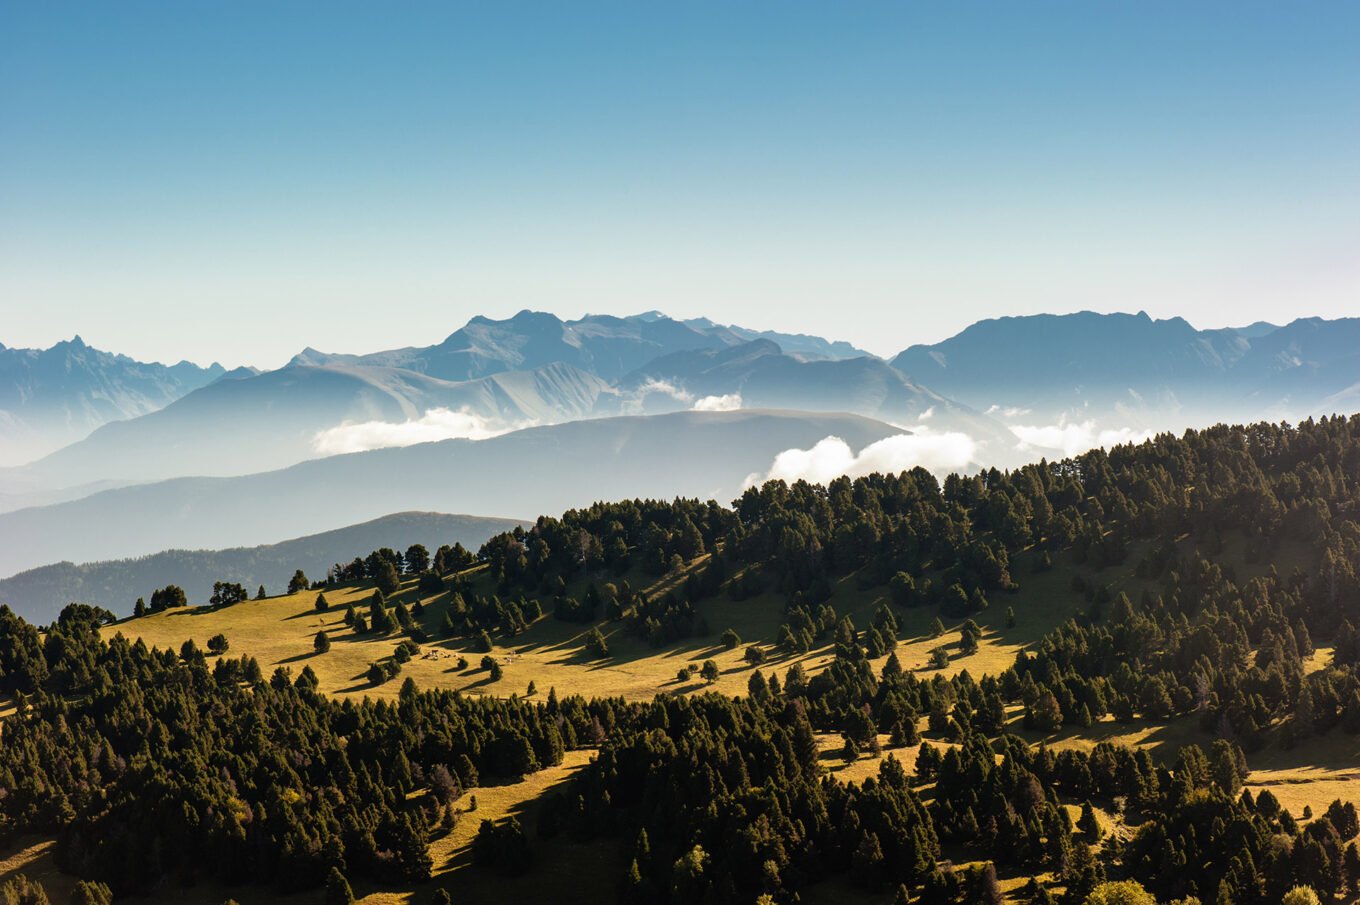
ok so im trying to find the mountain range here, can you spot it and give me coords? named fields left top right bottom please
left=891, top=311, right=1360, bottom=427
left=0, top=336, right=224, bottom=467
left=1, top=311, right=1010, bottom=497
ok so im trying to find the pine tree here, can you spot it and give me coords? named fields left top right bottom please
left=324, top=867, right=355, bottom=905
left=975, top=862, right=1003, bottom=905
left=1078, top=801, right=1102, bottom=840
left=70, top=880, right=113, bottom=905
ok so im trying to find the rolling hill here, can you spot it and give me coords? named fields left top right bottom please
left=0, top=510, right=524, bottom=623
left=0, top=409, right=905, bottom=578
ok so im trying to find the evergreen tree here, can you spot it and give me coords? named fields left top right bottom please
left=324, top=868, right=355, bottom=905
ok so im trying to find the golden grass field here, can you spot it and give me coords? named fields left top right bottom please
left=103, top=544, right=1103, bottom=707
left=3, top=535, right=1341, bottom=902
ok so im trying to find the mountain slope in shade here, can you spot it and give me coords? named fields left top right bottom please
left=606, top=339, right=950, bottom=416
left=0, top=336, right=224, bottom=466
left=3, top=360, right=610, bottom=490
left=890, top=311, right=1360, bottom=426
left=0, top=410, right=904, bottom=579
left=597, top=339, right=1027, bottom=461
left=1230, top=317, right=1360, bottom=410
left=891, top=311, right=1247, bottom=416
left=0, top=511, right=524, bottom=623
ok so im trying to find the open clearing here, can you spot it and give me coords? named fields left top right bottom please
left=105, top=545, right=1110, bottom=705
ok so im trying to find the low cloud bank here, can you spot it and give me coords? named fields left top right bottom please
left=611, top=378, right=694, bottom=414
left=313, top=408, right=514, bottom=455
left=746, top=431, right=977, bottom=488
left=1010, top=419, right=1155, bottom=457
left=693, top=393, right=742, bottom=412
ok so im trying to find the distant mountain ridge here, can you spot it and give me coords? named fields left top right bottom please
left=0, top=335, right=224, bottom=466
left=891, top=311, right=1360, bottom=425
left=8, top=309, right=1360, bottom=510
left=5, top=359, right=610, bottom=489
left=0, top=312, right=930, bottom=495
left=0, top=510, right=524, bottom=623
left=597, top=338, right=1020, bottom=454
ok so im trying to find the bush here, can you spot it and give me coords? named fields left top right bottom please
left=1083, top=881, right=1156, bottom=905
left=584, top=627, right=609, bottom=659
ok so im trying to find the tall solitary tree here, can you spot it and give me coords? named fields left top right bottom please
left=324, top=867, right=355, bottom=905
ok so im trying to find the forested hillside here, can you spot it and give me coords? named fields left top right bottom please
left=2, top=415, right=1360, bottom=904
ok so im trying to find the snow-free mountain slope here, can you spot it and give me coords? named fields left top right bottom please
left=0, top=336, right=224, bottom=466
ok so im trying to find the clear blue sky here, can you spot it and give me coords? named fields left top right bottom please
left=2, top=2, right=1357, bottom=368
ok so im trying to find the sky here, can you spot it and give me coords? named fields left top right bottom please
left=2, top=2, right=1357, bottom=369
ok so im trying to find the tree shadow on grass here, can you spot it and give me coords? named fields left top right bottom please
left=274, top=650, right=320, bottom=665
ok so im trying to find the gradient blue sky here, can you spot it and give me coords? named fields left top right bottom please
left=3, top=2, right=1357, bottom=368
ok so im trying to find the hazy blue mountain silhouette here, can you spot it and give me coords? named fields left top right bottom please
left=3, top=359, right=608, bottom=491
left=0, top=336, right=224, bottom=466
left=891, top=311, right=1360, bottom=424
left=0, top=312, right=900, bottom=495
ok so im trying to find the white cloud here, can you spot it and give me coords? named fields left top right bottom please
left=612, top=378, right=694, bottom=414
left=1010, top=419, right=1154, bottom=457
left=745, top=432, right=977, bottom=488
left=693, top=393, right=742, bottom=412
left=637, top=378, right=693, bottom=404
left=917, top=406, right=935, bottom=421
left=312, top=408, right=515, bottom=455
left=986, top=404, right=1032, bottom=418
